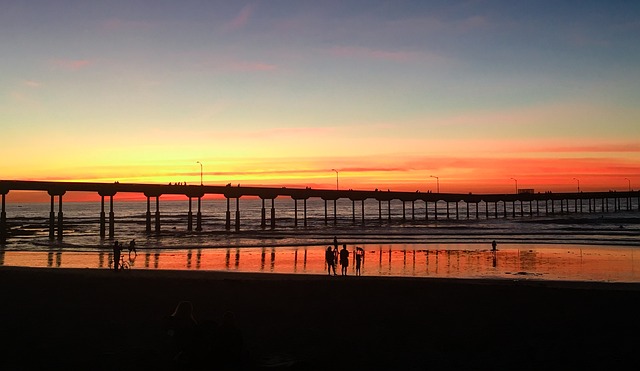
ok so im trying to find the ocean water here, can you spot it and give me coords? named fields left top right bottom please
left=1, top=198, right=639, bottom=282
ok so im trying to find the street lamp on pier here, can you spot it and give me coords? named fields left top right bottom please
left=429, top=175, right=439, bottom=193
left=196, top=161, right=203, bottom=186
left=573, top=177, right=580, bottom=192
left=510, top=178, right=518, bottom=194
left=331, top=169, right=339, bottom=190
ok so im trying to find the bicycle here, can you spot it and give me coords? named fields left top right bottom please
left=109, top=254, right=130, bottom=270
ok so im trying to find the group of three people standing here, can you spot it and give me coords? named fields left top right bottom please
left=325, top=236, right=363, bottom=276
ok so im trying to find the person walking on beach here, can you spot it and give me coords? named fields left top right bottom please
left=129, top=239, right=137, bottom=256
left=340, top=244, right=350, bottom=276
left=491, top=240, right=497, bottom=251
left=355, top=247, right=364, bottom=276
left=325, top=246, right=336, bottom=276
left=113, top=241, right=121, bottom=271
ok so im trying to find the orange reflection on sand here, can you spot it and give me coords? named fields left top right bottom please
left=2, top=244, right=640, bottom=283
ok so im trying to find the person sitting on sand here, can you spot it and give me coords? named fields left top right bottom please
left=165, top=301, right=199, bottom=364
left=340, top=244, right=350, bottom=276
left=326, top=246, right=336, bottom=276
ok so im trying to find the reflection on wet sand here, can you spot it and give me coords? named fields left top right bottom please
left=2, top=243, right=640, bottom=282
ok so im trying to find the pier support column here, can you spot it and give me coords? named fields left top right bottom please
left=412, top=201, right=416, bottom=221
left=352, top=200, right=356, bottom=224
left=456, top=202, right=459, bottom=220
left=324, top=200, right=328, bottom=225
left=434, top=201, right=438, bottom=220
left=520, top=201, right=524, bottom=217
left=402, top=201, right=406, bottom=221
left=270, top=199, right=276, bottom=229
left=0, top=193, right=6, bottom=243
left=155, top=196, right=160, bottom=235
left=261, top=199, right=266, bottom=228
left=99, top=196, right=106, bottom=239
left=196, top=197, right=202, bottom=231
left=484, top=201, right=488, bottom=219
left=466, top=202, right=470, bottom=219
left=56, top=195, right=63, bottom=240
left=294, top=199, right=298, bottom=227
left=109, top=196, right=115, bottom=239
left=187, top=197, right=193, bottom=232
left=235, top=198, right=240, bottom=231
left=475, top=202, right=479, bottom=219
left=361, top=200, right=365, bottom=225
left=145, top=196, right=151, bottom=234
left=513, top=201, right=516, bottom=217
left=49, top=195, right=55, bottom=240
left=225, top=198, right=231, bottom=230
left=503, top=201, right=507, bottom=218
left=388, top=200, right=391, bottom=221
left=304, top=199, right=308, bottom=227
left=494, top=202, right=498, bottom=218
left=379, top=200, right=382, bottom=221
left=536, top=200, right=540, bottom=216
left=530, top=201, right=533, bottom=216
left=425, top=201, right=429, bottom=220
left=545, top=200, right=549, bottom=215
left=603, top=198, right=606, bottom=212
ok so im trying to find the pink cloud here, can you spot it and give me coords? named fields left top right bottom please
left=228, top=61, right=277, bottom=72
left=226, top=4, right=253, bottom=30
left=330, top=46, right=414, bottom=62
left=52, top=59, right=92, bottom=71
left=24, top=80, right=41, bottom=88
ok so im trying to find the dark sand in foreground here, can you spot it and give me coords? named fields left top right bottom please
left=1, top=267, right=639, bottom=370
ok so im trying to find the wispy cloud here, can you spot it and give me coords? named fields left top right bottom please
left=52, top=59, right=92, bottom=71
left=24, top=80, right=42, bottom=88
left=227, top=60, right=277, bottom=72
left=226, top=4, right=253, bottom=30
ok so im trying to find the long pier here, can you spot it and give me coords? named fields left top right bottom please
left=0, top=180, right=638, bottom=242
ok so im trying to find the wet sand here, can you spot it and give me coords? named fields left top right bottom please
left=1, top=267, right=639, bottom=370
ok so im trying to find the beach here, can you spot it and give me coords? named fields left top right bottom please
left=1, top=267, right=639, bottom=370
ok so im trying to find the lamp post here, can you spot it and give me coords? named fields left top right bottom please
left=573, top=177, right=580, bottom=192
left=510, top=178, right=518, bottom=194
left=331, top=169, right=339, bottom=190
left=429, top=175, right=439, bottom=193
left=196, top=161, right=203, bottom=186
left=625, top=178, right=631, bottom=191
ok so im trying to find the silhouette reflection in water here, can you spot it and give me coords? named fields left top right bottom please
left=3, top=244, right=639, bottom=282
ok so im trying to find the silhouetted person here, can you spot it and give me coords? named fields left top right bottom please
left=333, top=236, right=338, bottom=250
left=113, top=241, right=121, bottom=271
left=326, top=246, right=336, bottom=275
left=492, top=240, right=497, bottom=251
left=165, top=301, right=199, bottom=366
left=129, top=239, right=136, bottom=256
left=355, top=247, right=364, bottom=276
left=340, top=244, right=349, bottom=276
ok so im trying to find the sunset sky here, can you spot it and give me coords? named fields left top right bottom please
left=2, top=0, right=639, bottom=198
